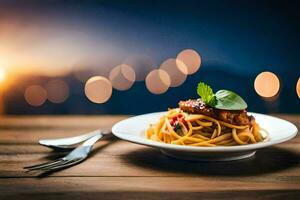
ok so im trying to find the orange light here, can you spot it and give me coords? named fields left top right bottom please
left=85, top=76, right=112, bottom=104
left=159, top=58, right=187, bottom=87
left=296, top=77, right=300, bottom=98
left=109, top=64, right=136, bottom=91
left=177, top=49, right=201, bottom=75
left=254, top=71, right=280, bottom=98
left=45, top=79, right=69, bottom=103
left=24, top=85, right=47, bottom=107
left=145, top=69, right=171, bottom=94
left=0, top=68, right=6, bottom=82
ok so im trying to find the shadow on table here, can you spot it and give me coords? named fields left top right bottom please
left=121, top=147, right=300, bottom=176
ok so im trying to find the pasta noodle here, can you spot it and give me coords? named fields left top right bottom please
left=146, top=108, right=267, bottom=146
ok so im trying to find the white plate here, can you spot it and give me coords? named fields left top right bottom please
left=112, top=112, right=298, bottom=161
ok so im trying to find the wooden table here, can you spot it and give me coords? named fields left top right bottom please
left=0, top=115, right=299, bottom=199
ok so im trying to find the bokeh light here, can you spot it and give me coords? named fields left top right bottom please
left=296, top=77, right=300, bottom=98
left=85, top=76, right=112, bottom=104
left=145, top=69, right=171, bottom=94
left=254, top=71, right=280, bottom=98
left=177, top=49, right=201, bottom=75
left=45, top=79, right=69, bottom=103
left=24, top=85, right=47, bottom=107
left=123, top=55, right=154, bottom=81
left=159, top=58, right=187, bottom=87
left=109, top=64, right=136, bottom=91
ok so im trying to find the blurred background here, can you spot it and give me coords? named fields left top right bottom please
left=0, top=0, right=299, bottom=115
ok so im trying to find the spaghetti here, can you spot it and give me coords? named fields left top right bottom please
left=146, top=108, right=267, bottom=146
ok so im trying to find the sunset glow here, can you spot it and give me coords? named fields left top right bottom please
left=0, top=68, right=6, bottom=82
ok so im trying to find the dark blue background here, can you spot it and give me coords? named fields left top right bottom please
left=2, top=0, right=300, bottom=114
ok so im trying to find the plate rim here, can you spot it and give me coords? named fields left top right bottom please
left=112, top=111, right=298, bottom=152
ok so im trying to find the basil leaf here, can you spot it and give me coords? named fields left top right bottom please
left=197, top=82, right=217, bottom=107
left=214, top=90, right=247, bottom=110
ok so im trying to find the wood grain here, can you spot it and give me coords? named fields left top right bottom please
left=0, top=115, right=299, bottom=199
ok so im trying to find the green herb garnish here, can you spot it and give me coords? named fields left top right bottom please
left=174, top=123, right=181, bottom=132
left=174, top=123, right=183, bottom=136
left=197, top=82, right=247, bottom=110
left=197, top=82, right=217, bottom=107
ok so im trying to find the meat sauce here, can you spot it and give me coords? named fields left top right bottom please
left=179, top=99, right=254, bottom=126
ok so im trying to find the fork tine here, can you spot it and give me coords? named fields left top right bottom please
left=24, top=159, right=64, bottom=170
left=24, top=159, right=62, bottom=169
left=37, top=159, right=73, bottom=171
left=41, top=158, right=84, bottom=171
left=25, top=134, right=102, bottom=173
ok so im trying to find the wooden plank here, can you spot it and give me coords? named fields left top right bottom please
left=273, top=115, right=300, bottom=128
left=0, top=177, right=299, bottom=200
left=0, top=190, right=300, bottom=200
left=0, top=140, right=299, bottom=178
left=0, top=115, right=128, bottom=129
left=1, top=190, right=300, bottom=200
left=0, top=134, right=300, bottom=155
left=0, top=115, right=126, bottom=144
left=0, top=129, right=116, bottom=144
left=0, top=177, right=299, bottom=192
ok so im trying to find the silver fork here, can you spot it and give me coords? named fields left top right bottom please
left=24, top=134, right=103, bottom=171
left=38, top=129, right=110, bottom=150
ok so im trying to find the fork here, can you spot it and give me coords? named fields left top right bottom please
left=24, top=134, right=103, bottom=172
left=38, top=129, right=110, bottom=150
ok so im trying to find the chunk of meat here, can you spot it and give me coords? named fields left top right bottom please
left=179, top=99, right=252, bottom=126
